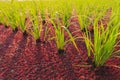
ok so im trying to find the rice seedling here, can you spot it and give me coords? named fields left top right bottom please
left=2, top=3, right=19, bottom=32
left=0, top=4, right=12, bottom=27
left=50, top=12, right=79, bottom=54
left=17, top=3, right=27, bottom=34
left=82, top=8, right=120, bottom=67
left=31, top=11, right=43, bottom=43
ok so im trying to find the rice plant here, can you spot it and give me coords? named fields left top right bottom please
left=2, top=2, right=19, bottom=32
left=51, top=13, right=79, bottom=54
left=82, top=8, right=120, bottom=67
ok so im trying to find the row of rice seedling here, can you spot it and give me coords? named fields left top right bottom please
left=77, top=1, right=120, bottom=67
left=0, top=0, right=120, bottom=68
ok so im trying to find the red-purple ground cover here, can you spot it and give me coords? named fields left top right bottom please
left=0, top=20, right=120, bottom=80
